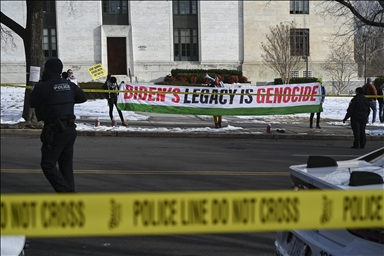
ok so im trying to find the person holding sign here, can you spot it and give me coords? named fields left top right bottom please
left=103, top=74, right=128, bottom=127
left=210, top=75, right=224, bottom=128
left=309, top=81, right=326, bottom=129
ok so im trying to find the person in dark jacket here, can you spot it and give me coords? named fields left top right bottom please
left=342, top=87, right=370, bottom=149
left=29, top=58, right=87, bottom=192
left=103, top=74, right=128, bottom=126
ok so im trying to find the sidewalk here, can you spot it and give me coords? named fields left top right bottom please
left=2, top=113, right=384, bottom=141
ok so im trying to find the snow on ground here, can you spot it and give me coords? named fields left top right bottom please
left=1, top=85, right=383, bottom=134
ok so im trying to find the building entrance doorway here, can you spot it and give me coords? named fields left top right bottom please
left=107, top=37, right=127, bottom=75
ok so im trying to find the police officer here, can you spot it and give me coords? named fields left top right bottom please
left=342, top=87, right=370, bottom=149
left=30, top=58, right=87, bottom=192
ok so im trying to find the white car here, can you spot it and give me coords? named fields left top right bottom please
left=275, top=147, right=384, bottom=256
left=1, top=235, right=25, bottom=256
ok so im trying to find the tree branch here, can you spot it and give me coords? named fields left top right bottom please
left=0, top=11, right=26, bottom=40
left=334, top=0, right=384, bottom=27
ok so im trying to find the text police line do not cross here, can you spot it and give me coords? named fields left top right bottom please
left=1, top=190, right=382, bottom=238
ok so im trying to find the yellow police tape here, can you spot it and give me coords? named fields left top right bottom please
left=1, top=84, right=384, bottom=98
left=1, top=190, right=382, bottom=237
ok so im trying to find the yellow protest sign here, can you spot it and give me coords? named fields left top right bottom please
left=87, top=64, right=107, bottom=80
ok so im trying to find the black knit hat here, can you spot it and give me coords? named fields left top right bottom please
left=355, top=87, right=365, bottom=94
left=44, top=58, right=63, bottom=74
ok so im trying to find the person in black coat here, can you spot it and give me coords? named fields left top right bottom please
left=342, top=87, right=370, bottom=149
left=103, top=74, right=128, bottom=126
left=30, top=58, right=87, bottom=192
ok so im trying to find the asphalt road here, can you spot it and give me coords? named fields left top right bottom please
left=1, top=135, right=383, bottom=256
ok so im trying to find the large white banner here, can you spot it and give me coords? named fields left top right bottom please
left=117, top=83, right=323, bottom=116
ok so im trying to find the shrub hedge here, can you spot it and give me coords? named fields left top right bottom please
left=158, top=68, right=246, bottom=85
left=155, top=80, right=206, bottom=87
left=171, top=68, right=242, bottom=77
left=274, top=77, right=319, bottom=85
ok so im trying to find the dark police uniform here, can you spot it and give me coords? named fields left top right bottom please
left=343, top=88, right=370, bottom=149
left=30, top=58, right=87, bottom=192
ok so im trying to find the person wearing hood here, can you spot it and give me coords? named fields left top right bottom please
left=102, top=74, right=128, bottom=126
left=29, top=58, right=87, bottom=192
left=342, top=87, right=370, bottom=149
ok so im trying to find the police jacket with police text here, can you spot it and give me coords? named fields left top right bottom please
left=30, top=74, right=87, bottom=122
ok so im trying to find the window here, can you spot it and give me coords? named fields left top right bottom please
left=173, top=0, right=198, bottom=61
left=302, top=70, right=313, bottom=77
left=173, top=0, right=197, bottom=14
left=173, top=28, right=198, bottom=61
left=43, top=28, right=57, bottom=58
left=290, top=71, right=300, bottom=78
left=102, top=0, right=129, bottom=25
left=290, top=0, right=309, bottom=14
left=290, top=29, right=309, bottom=57
left=43, top=0, right=57, bottom=58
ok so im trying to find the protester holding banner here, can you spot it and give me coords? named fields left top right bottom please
left=210, top=75, right=224, bottom=128
left=103, top=74, right=128, bottom=127
left=309, top=82, right=326, bottom=129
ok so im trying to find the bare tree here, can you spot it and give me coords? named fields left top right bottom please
left=355, top=28, right=384, bottom=78
left=0, top=25, right=16, bottom=49
left=340, top=1, right=384, bottom=77
left=322, top=44, right=357, bottom=95
left=334, top=0, right=384, bottom=28
left=313, top=1, right=383, bottom=28
left=264, top=1, right=383, bottom=28
left=261, top=22, right=304, bottom=85
left=353, top=2, right=384, bottom=77
left=1, top=1, right=45, bottom=123
left=315, top=1, right=384, bottom=78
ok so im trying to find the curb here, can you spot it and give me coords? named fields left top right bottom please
left=3, top=128, right=384, bottom=141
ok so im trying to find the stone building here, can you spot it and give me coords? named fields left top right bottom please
left=1, top=0, right=356, bottom=88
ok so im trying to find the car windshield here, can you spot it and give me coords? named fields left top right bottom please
left=370, top=153, right=384, bottom=167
